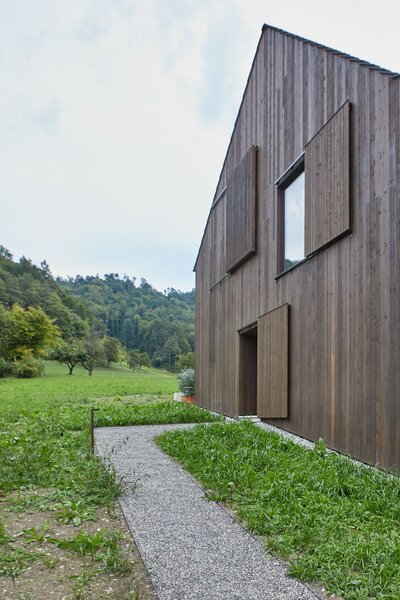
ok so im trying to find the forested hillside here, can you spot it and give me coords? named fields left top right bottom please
left=58, top=275, right=194, bottom=369
left=0, top=246, right=89, bottom=339
left=0, top=245, right=195, bottom=370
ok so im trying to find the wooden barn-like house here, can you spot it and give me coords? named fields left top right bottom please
left=194, top=25, right=400, bottom=471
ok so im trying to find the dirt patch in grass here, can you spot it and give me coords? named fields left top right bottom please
left=0, top=490, right=156, bottom=600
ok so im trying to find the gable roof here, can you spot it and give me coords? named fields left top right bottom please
left=193, top=24, right=400, bottom=272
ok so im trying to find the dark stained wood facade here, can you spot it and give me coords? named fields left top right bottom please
left=194, top=25, right=400, bottom=471
left=304, top=101, right=351, bottom=256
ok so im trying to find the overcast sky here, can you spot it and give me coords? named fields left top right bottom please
left=1, top=0, right=399, bottom=291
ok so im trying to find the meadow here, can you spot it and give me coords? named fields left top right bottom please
left=0, top=361, right=220, bottom=599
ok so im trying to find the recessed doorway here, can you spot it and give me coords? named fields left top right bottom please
left=239, top=326, right=257, bottom=416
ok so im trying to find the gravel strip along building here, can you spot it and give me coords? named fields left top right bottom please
left=96, top=424, right=320, bottom=600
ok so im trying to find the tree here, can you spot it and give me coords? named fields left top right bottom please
left=0, top=306, right=12, bottom=358
left=176, top=352, right=195, bottom=371
left=128, top=349, right=140, bottom=370
left=103, top=336, right=122, bottom=366
left=40, top=260, right=52, bottom=279
left=128, top=349, right=150, bottom=370
left=0, top=245, right=13, bottom=260
left=121, top=317, right=135, bottom=349
left=51, top=340, right=86, bottom=375
left=138, top=351, right=150, bottom=368
left=2, top=304, right=60, bottom=360
left=46, top=291, right=88, bottom=340
left=140, top=278, right=153, bottom=293
left=163, top=337, right=181, bottom=370
left=80, top=331, right=106, bottom=376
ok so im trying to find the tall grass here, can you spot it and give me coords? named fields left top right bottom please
left=157, top=421, right=400, bottom=600
left=0, top=362, right=220, bottom=498
left=0, top=361, right=220, bottom=588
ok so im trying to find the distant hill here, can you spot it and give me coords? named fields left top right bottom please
left=58, top=275, right=194, bottom=369
left=0, top=245, right=194, bottom=369
left=0, top=246, right=89, bottom=340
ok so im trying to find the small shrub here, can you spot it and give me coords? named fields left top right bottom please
left=177, top=368, right=195, bottom=396
left=0, top=358, right=13, bottom=378
left=14, top=353, right=44, bottom=378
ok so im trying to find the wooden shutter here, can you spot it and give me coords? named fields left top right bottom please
left=209, top=290, right=216, bottom=363
left=226, top=146, right=257, bottom=273
left=304, top=101, right=350, bottom=256
left=257, top=304, right=289, bottom=418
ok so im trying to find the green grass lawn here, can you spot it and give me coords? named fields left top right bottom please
left=0, top=361, right=178, bottom=413
left=0, top=361, right=221, bottom=596
left=157, top=421, right=400, bottom=600
left=0, top=361, right=220, bottom=494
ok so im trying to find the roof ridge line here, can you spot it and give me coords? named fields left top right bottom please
left=261, top=23, right=399, bottom=77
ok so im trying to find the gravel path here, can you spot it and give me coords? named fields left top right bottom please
left=95, top=424, right=319, bottom=600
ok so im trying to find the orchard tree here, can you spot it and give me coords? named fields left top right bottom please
left=80, top=331, right=106, bottom=376
left=103, top=336, right=122, bottom=366
left=128, top=349, right=140, bottom=370
left=128, top=349, right=150, bottom=370
left=51, top=340, right=86, bottom=375
left=138, top=351, right=150, bottom=369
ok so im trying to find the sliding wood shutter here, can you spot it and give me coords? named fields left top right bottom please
left=257, top=304, right=289, bottom=418
left=209, top=289, right=217, bottom=363
left=304, top=101, right=350, bottom=256
left=226, top=145, right=257, bottom=273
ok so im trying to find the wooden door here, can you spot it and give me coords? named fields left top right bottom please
left=257, top=304, right=289, bottom=418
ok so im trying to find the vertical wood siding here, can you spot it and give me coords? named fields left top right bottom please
left=226, top=145, right=258, bottom=273
left=257, top=304, right=289, bottom=418
left=195, top=26, right=400, bottom=471
left=305, top=101, right=351, bottom=255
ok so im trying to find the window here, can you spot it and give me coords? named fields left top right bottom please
left=276, top=102, right=350, bottom=276
left=284, top=171, right=305, bottom=269
left=276, top=155, right=305, bottom=273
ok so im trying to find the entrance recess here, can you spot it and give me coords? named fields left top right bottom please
left=239, top=327, right=257, bottom=416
